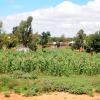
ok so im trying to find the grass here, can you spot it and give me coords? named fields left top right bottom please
left=0, top=74, right=100, bottom=96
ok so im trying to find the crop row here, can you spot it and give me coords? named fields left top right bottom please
left=0, top=49, right=100, bottom=76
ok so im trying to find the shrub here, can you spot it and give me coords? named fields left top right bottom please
left=4, top=91, right=11, bottom=97
left=23, top=87, right=39, bottom=96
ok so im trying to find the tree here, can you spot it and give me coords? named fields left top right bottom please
left=0, top=33, right=18, bottom=49
left=0, top=21, right=3, bottom=34
left=40, top=31, right=51, bottom=51
left=73, top=29, right=86, bottom=49
left=12, top=16, right=36, bottom=50
left=59, top=34, right=67, bottom=42
left=86, top=31, right=100, bottom=53
left=12, top=26, right=18, bottom=35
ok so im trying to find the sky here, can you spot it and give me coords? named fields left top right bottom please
left=0, top=0, right=93, bottom=16
left=0, top=0, right=100, bottom=37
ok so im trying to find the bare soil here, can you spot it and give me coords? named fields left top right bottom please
left=0, top=92, right=100, bottom=100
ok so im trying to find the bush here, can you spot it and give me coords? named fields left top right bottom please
left=0, top=75, right=11, bottom=86
left=69, top=87, right=85, bottom=95
left=23, top=87, right=39, bottom=96
left=13, top=87, right=21, bottom=94
left=28, top=42, right=37, bottom=51
left=21, top=73, right=37, bottom=79
left=4, top=91, right=11, bottom=97
left=13, top=70, right=25, bottom=78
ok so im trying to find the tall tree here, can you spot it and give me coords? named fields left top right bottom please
left=59, top=34, right=67, bottom=42
left=13, top=16, right=33, bottom=47
left=40, top=31, right=50, bottom=51
left=74, top=29, right=86, bottom=49
left=86, top=31, right=100, bottom=53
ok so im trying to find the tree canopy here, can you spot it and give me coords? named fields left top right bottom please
left=86, top=31, right=100, bottom=53
left=40, top=31, right=51, bottom=48
left=73, top=29, right=86, bottom=49
left=13, top=16, right=33, bottom=47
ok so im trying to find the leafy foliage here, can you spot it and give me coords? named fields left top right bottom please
left=86, top=31, right=100, bottom=53
left=0, top=34, right=17, bottom=49
left=40, top=31, right=50, bottom=50
left=0, top=74, right=100, bottom=96
left=73, top=29, right=86, bottom=49
left=13, top=16, right=35, bottom=50
left=0, top=49, right=100, bottom=75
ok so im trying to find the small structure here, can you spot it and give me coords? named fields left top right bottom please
left=16, top=47, right=30, bottom=52
left=47, top=42, right=68, bottom=48
left=68, top=41, right=75, bottom=46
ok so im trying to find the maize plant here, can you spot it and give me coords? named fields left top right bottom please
left=0, top=49, right=100, bottom=76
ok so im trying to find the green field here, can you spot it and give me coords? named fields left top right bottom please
left=0, top=48, right=100, bottom=97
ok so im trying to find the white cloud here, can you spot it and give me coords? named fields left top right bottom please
left=1, top=0, right=100, bottom=37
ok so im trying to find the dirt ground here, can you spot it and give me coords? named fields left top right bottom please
left=0, top=92, right=100, bottom=100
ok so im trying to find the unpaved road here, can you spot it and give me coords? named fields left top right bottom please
left=0, top=92, right=100, bottom=100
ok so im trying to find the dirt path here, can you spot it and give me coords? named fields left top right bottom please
left=0, top=92, right=100, bottom=100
